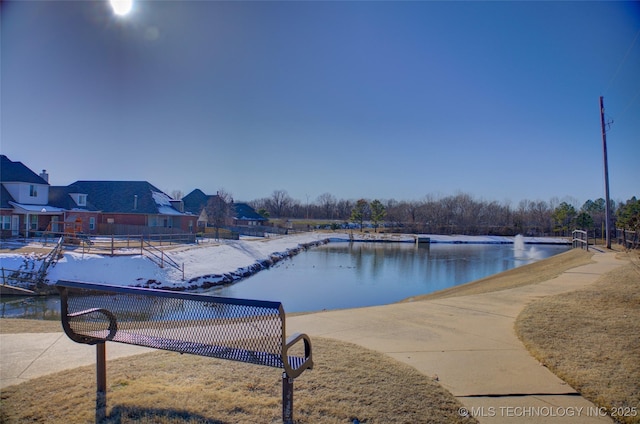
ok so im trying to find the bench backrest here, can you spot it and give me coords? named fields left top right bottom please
left=57, top=280, right=301, bottom=373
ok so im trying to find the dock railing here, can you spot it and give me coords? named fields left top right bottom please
left=572, top=229, right=589, bottom=251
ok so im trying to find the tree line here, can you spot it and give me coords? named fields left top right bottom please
left=247, top=190, right=639, bottom=237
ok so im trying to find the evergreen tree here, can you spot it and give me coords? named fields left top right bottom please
left=575, top=211, right=594, bottom=231
left=370, top=199, right=386, bottom=233
left=616, top=196, right=640, bottom=231
left=552, top=202, right=577, bottom=236
left=350, top=199, right=369, bottom=232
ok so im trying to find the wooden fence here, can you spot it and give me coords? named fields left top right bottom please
left=572, top=229, right=589, bottom=251
left=616, top=228, right=639, bottom=249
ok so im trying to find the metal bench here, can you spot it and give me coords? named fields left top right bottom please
left=56, top=280, right=313, bottom=423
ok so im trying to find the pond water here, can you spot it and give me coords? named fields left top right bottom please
left=0, top=241, right=569, bottom=319
left=208, top=241, right=569, bottom=313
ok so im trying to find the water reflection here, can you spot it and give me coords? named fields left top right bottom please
left=212, top=242, right=568, bottom=312
left=0, top=296, right=61, bottom=321
left=1, top=242, right=569, bottom=318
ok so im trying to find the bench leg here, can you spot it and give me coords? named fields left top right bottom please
left=282, top=373, right=294, bottom=424
left=96, top=342, right=107, bottom=423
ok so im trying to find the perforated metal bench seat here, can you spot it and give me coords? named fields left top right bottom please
left=57, top=280, right=313, bottom=423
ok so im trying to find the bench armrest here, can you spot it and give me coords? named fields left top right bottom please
left=61, top=307, right=118, bottom=345
left=282, top=332, right=313, bottom=379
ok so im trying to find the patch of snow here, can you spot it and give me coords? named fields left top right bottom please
left=156, top=205, right=183, bottom=215
left=151, top=191, right=172, bottom=206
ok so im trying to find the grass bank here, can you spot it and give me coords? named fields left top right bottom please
left=405, top=248, right=595, bottom=300
left=515, top=249, right=640, bottom=424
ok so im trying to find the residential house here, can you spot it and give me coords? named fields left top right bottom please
left=0, top=155, right=63, bottom=237
left=234, top=202, right=268, bottom=226
left=64, top=181, right=194, bottom=234
left=182, top=189, right=267, bottom=229
left=182, top=189, right=211, bottom=228
left=48, top=186, right=101, bottom=234
left=1, top=155, right=194, bottom=238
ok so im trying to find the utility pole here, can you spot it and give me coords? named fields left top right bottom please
left=599, top=96, right=612, bottom=249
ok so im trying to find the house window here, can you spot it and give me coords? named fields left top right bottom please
left=89, top=217, right=95, bottom=230
left=30, top=185, right=38, bottom=197
left=78, top=195, right=87, bottom=206
left=30, top=215, right=38, bottom=230
left=1, top=216, right=10, bottom=230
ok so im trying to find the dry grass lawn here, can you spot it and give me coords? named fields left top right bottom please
left=0, top=332, right=474, bottom=424
left=516, top=249, right=640, bottom=424
left=0, top=318, right=62, bottom=334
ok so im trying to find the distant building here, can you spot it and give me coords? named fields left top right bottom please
left=183, top=189, right=267, bottom=229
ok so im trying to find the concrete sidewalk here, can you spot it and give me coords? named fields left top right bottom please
left=287, top=250, right=623, bottom=423
left=0, top=250, right=625, bottom=423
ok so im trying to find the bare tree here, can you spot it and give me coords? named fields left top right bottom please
left=317, top=193, right=337, bottom=219
left=335, top=199, right=354, bottom=221
left=205, top=188, right=233, bottom=240
left=242, top=189, right=604, bottom=236
left=267, top=190, right=293, bottom=218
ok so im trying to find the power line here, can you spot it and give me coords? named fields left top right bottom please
left=618, top=85, right=640, bottom=120
left=603, top=29, right=640, bottom=96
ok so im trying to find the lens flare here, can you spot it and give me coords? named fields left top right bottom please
left=110, top=0, right=133, bottom=16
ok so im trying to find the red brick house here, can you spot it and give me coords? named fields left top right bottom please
left=1, top=155, right=62, bottom=237
left=62, top=181, right=194, bottom=234
left=1, top=155, right=194, bottom=238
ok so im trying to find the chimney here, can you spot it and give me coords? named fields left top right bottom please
left=170, top=199, right=184, bottom=212
left=39, top=169, right=49, bottom=183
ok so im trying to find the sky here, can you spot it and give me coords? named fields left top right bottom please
left=1, top=0, right=639, bottom=207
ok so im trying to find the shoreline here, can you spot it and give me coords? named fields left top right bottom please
left=0, top=233, right=571, bottom=294
left=156, top=238, right=331, bottom=291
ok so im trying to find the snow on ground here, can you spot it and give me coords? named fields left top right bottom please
left=0, top=233, right=569, bottom=290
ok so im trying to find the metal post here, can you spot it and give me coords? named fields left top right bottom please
left=96, top=342, right=107, bottom=422
left=282, top=373, right=294, bottom=424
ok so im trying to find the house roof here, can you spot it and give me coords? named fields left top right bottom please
left=66, top=181, right=183, bottom=215
left=48, top=186, right=100, bottom=212
left=8, top=202, right=66, bottom=214
left=234, top=203, right=267, bottom=221
left=0, top=155, right=49, bottom=185
left=182, top=189, right=209, bottom=215
left=0, top=185, right=16, bottom=209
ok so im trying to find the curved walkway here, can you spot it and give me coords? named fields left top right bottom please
left=287, top=250, right=623, bottom=423
left=0, top=250, right=625, bottom=423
